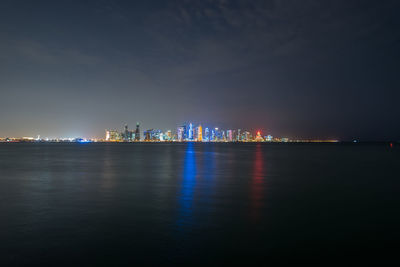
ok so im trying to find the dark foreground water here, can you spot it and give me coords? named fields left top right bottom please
left=0, top=143, right=399, bottom=265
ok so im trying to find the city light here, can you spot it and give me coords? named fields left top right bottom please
left=0, top=122, right=341, bottom=143
left=100, top=122, right=340, bottom=143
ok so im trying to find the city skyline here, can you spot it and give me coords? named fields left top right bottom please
left=1, top=120, right=341, bottom=141
left=0, top=118, right=345, bottom=141
left=0, top=120, right=339, bottom=142
left=106, top=122, right=272, bottom=142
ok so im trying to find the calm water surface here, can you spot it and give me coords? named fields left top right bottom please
left=0, top=143, right=399, bottom=265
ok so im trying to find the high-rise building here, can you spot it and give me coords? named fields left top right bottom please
left=154, top=130, right=162, bottom=141
left=243, top=131, right=251, bottom=141
left=178, top=125, right=187, bottom=141
left=237, top=129, right=241, bottom=141
left=187, top=123, right=193, bottom=141
left=144, top=129, right=162, bottom=141
left=121, top=124, right=136, bottom=141
left=194, top=126, right=198, bottom=141
left=204, top=127, right=210, bottom=141
left=135, top=122, right=140, bottom=141
left=123, top=124, right=129, bottom=141
left=105, top=130, right=121, bottom=141
left=177, top=126, right=185, bottom=141
left=214, top=128, right=219, bottom=141
left=144, top=129, right=153, bottom=141
left=227, top=130, right=233, bottom=142
left=232, top=130, right=237, bottom=141
left=165, top=130, right=172, bottom=141
left=197, top=125, right=202, bottom=142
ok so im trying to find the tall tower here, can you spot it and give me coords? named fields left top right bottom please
left=214, top=128, right=219, bottom=141
left=177, top=126, right=184, bottom=141
left=135, top=122, right=140, bottom=141
left=198, top=125, right=202, bottom=142
left=124, top=124, right=129, bottom=142
left=227, top=130, right=233, bottom=142
left=204, top=127, right=209, bottom=141
left=188, top=123, right=193, bottom=140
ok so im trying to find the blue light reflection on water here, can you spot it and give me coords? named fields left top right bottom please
left=173, top=143, right=219, bottom=262
left=176, top=142, right=197, bottom=228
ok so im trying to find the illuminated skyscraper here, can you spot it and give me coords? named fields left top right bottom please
left=194, top=126, right=198, bottom=140
left=123, top=124, right=130, bottom=141
left=144, top=129, right=162, bottom=141
left=177, top=126, right=185, bottom=141
left=237, top=129, right=241, bottom=141
left=121, top=124, right=136, bottom=141
left=154, top=130, right=162, bottom=141
left=227, top=130, right=233, bottom=142
left=135, top=122, right=140, bottom=141
left=144, top=129, right=153, bottom=141
left=197, top=125, right=202, bottom=142
left=204, top=127, right=210, bottom=141
left=188, top=123, right=193, bottom=141
left=214, top=128, right=219, bottom=141
left=243, top=131, right=251, bottom=141
left=165, top=130, right=172, bottom=141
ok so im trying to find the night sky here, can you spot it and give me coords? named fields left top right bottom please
left=1, top=0, right=399, bottom=140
